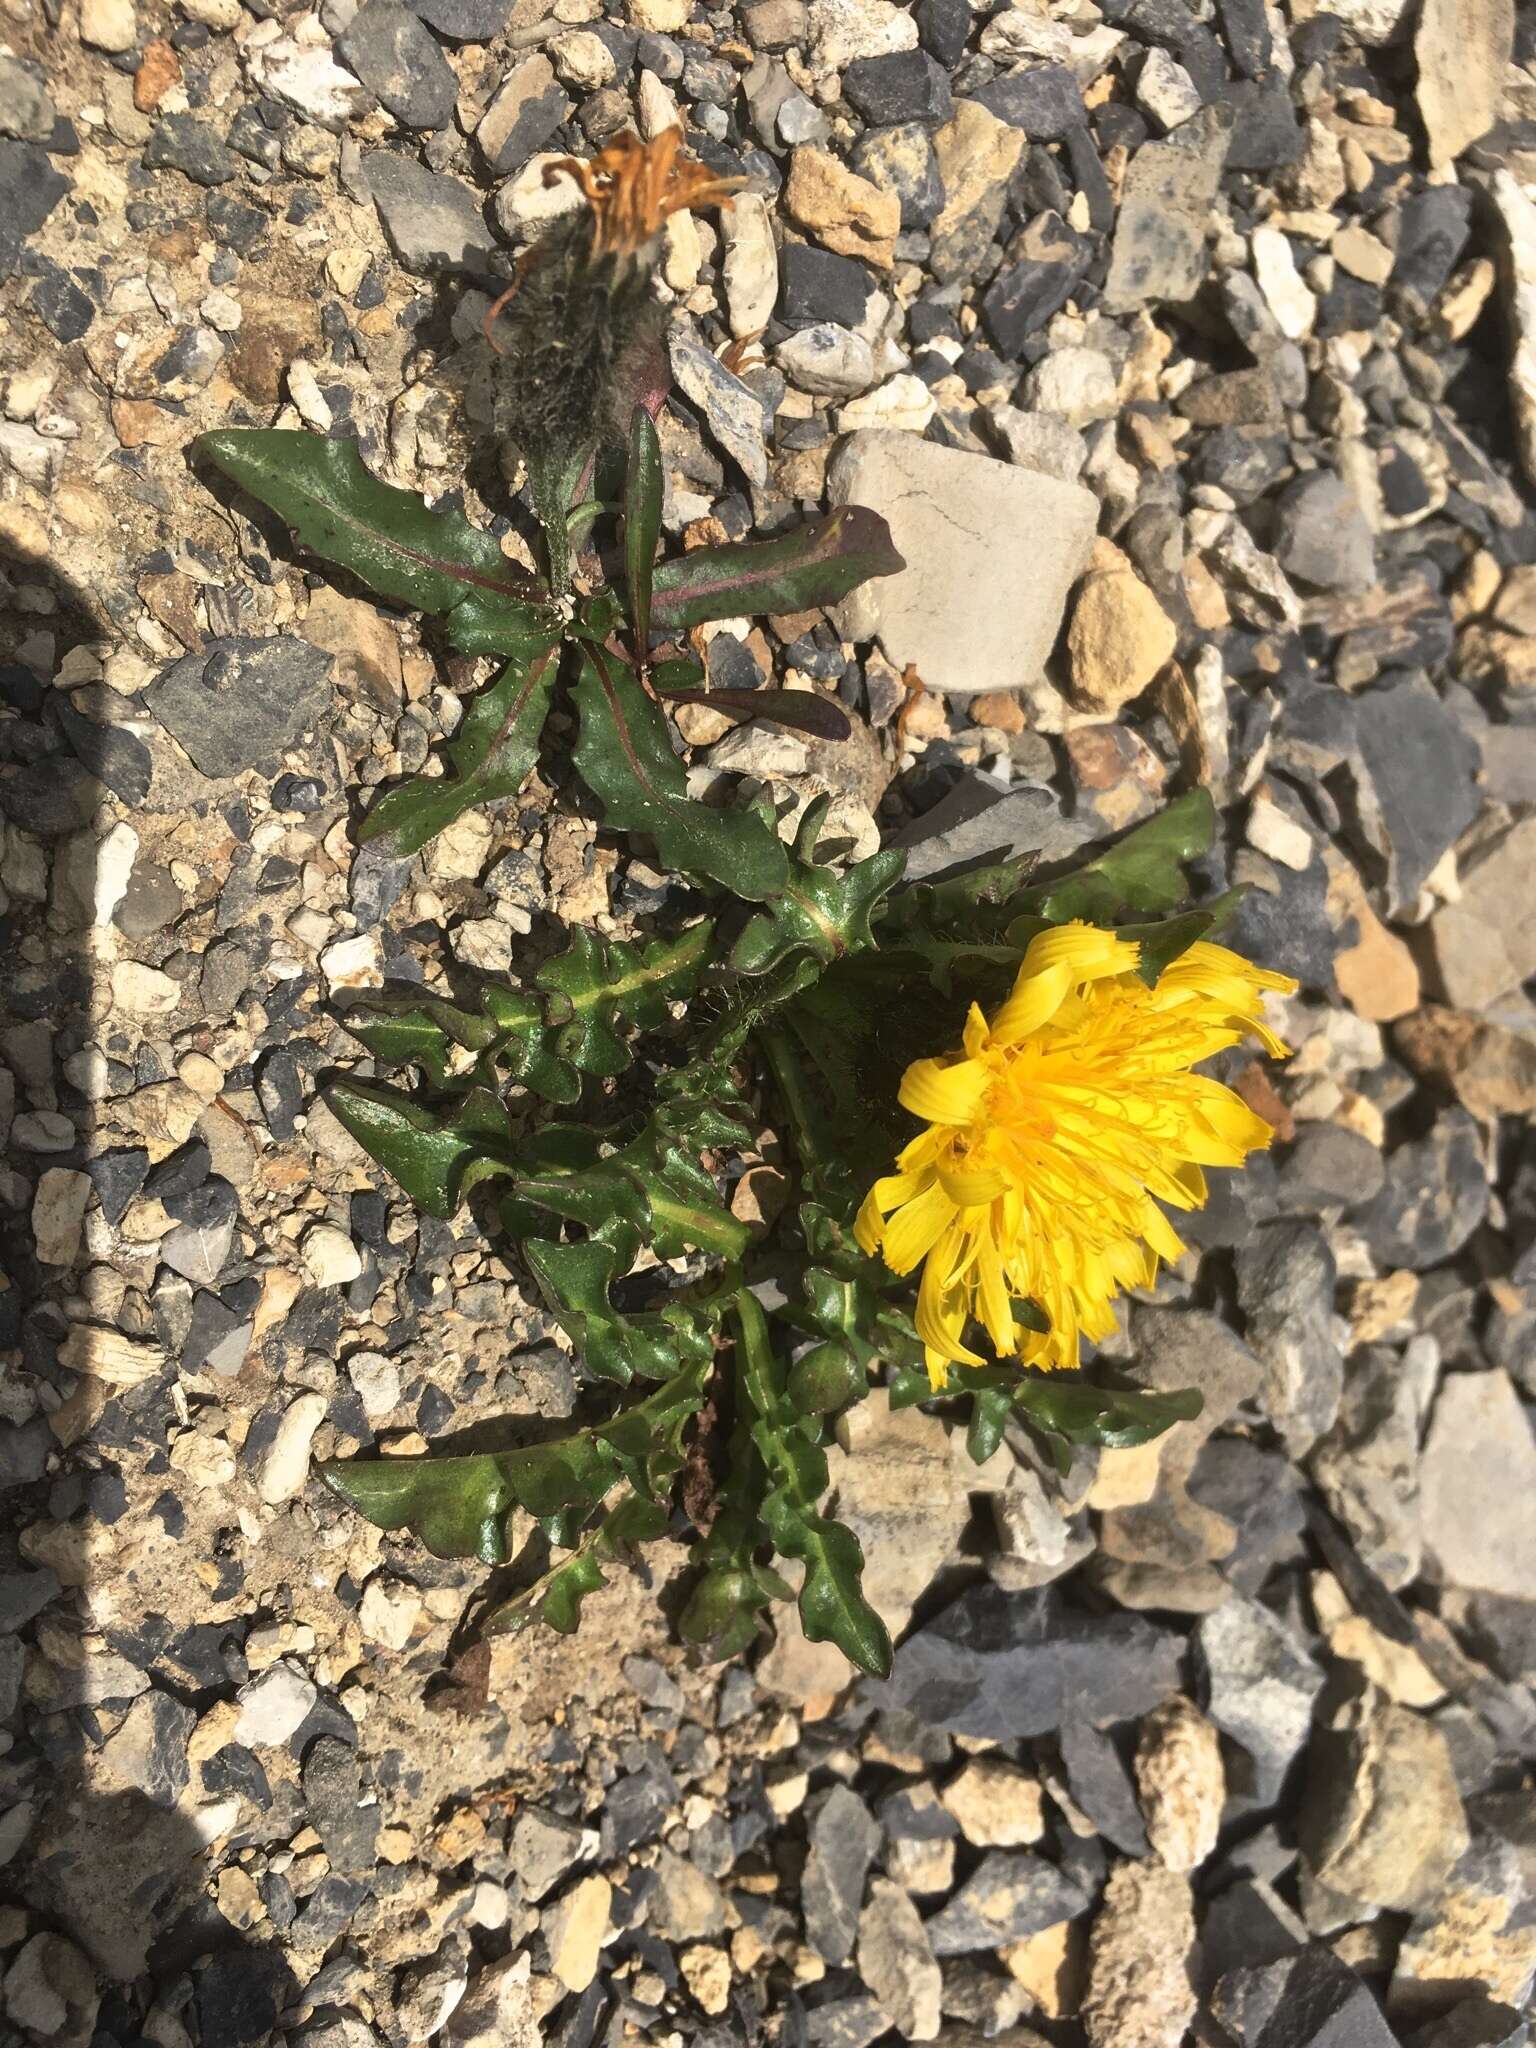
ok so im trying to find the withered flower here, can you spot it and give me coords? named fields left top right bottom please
left=484, top=132, right=740, bottom=482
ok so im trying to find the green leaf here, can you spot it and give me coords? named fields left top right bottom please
left=527, top=439, right=593, bottom=598
left=731, top=799, right=906, bottom=975
left=522, top=1236, right=721, bottom=1386
left=651, top=505, right=903, bottom=629
left=194, top=429, right=555, bottom=654
left=787, top=1342, right=866, bottom=1417
left=624, top=406, right=663, bottom=658
left=318, top=1357, right=709, bottom=1561
left=534, top=920, right=714, bottom=1080
left=880, top=851, right=1040, bottom=945
left=339, top=981, right=576, bottom=1102
left=1013, top=1374, right=1204, bottom=1450
left=316, top=1435, right=617, bottom=1563
left=486, top=1494, right=671, bottom=1637
left=569, top=640, right=789, bottom=899
left=733, top=1290, right=891, bottom=1677
left=358, top=642, right=560, bottom=857
left=1018, top=789, right=1217, bottom=925
left=325, top=1079, right=516, bottom=1217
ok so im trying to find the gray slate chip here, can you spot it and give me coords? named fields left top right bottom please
left=1349, top=673, right=1481, bottom=914
left=146, top=635, right=334, bottom=780
left=338, top=0, right=458, bottom=131
left=923, top=1849, right=1090, bottom=1954
left=361, top=151, right=494, bottom=275
left=870, top=1583, right=1184, bottom=1741
left=0, top=138, right=69, bottom=280
left=1356, top=1108, right=1490, bottom=1272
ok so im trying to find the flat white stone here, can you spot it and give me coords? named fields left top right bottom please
left=1421, top=1370, right=1536, bottom=1601
left=827, top=430, right=1099, bottom=696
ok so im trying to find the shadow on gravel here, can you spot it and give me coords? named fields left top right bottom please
left=1, top=542, right=303, bottom=2015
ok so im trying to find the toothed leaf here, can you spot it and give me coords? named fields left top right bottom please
left=324, top=1080, right=516, bottom=1217
left=651, top=505, right=903, bottom=628
left=570, top=641, right=789, bottom=898
left=194, top=429, right=556, bottom=653
left=358, top=642, right=561, bottom=857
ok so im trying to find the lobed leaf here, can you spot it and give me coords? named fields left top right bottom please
left=325, top=1080, right=516, bottom=1218
left=194, top=429, right=556, bottom=654
left=651, top=505, right=903, bottom=629
left=319, top=1357, right=709, bottom=1561
left=733, top=1291, right=891, bottom=1677
left=1018, top=789, right=1218, bottom=925
left=358, top=643, right=560, bottom=857
left=486, top=1494, right=672, bottom=1637
left=522, top=1236, right=722, bottom=1386
left=534, top=920, right=714, bottom=1080
left=569, top=640, right=789, bottom=898
left=732, top=839, right=906, bottom=976
left=340, top=982, right=577, bottom=1103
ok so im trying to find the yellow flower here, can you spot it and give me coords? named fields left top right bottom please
left=855, top=923, right=1297, bottom=1389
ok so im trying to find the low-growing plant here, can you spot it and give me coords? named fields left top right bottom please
left=194, top=138, right=1292, bottom=1677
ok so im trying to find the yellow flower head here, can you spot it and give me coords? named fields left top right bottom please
left=855, top=923, right=1297, bottom=1389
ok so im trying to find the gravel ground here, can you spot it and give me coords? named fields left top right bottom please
left=4, top=0, right=1536, bottom=2043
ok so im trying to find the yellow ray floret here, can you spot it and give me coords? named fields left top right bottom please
left=855, top=923, right=1297, bottom=1389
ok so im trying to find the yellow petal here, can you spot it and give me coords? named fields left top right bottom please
left=937, top=1159, right=1011, bottom=1206
left=899, top=1056, right=992, bottom=1127
left=882, top=1181, right=959, bottom=1276
left=989, top=962, right=1072, bottom=1047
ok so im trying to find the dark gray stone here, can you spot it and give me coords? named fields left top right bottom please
left=86, top=1148, right=150, bottom=1227
left=983, top=209, right=1091, bottom=355
left=56, top=696, right=154, bottom=806
left=778, top=241, right=873, bottom=329
left=1275, top=1125, right=1386, bottom=1215
left=1057, top=1721, right=1150, bottom=1857
left=405, top=0, right=512, bottom=38
left=146, top=635, right=334, bottom=781
left=302, top=1736, right=380, bottom=1873
left=338, top=0, right=457, bottom=131
left=914, top=0, right=970, bottom=68
left=1235, top=1220, right=1343, bottom=1456
left=1357, top=1109, right=1490, bottom=1272
left=1407, top=1997, right=1530, bottom=2048
left=923, top=1850, right=1089, bottom=1953
left=804, top=1784, right=880, bottom=1965
left=1273, top=472, right=1375, bottom=592
left=0, top=1566, right=62, bottom=1633
left=0, top=138, right=70, bottom=280
left=1213, top=1942, right=1397, bottom=2046
left=1197, top=1596, right=1325, bottom=1807
left=1215, top=0, right=1271, bottom=75
left=850, top=124, right=944, bottom=230
left=1349, top=674, right=1481, bottom=915
left=1393, top=186, right=1475, bottom=315
left=894, top=776, right=1096, bottom=884
left=974, top=65, right=1086, bottom=141
left=363, top=152, right=493, bottom=275
left=870, top=1583, right=1184, bottom=1741
left=843, top=49, right=952, bottom=125
left=144, top=114, right=238, bottom=186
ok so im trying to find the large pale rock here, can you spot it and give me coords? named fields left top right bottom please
left=785, top=146, right=898, bottom=268
left=1429, top=817, right=1536, bottom=1010
left=722, top=190, right=778, bottom=336
left=1492, top=172, right=1536, bottom=490
left=1300, top=1684, right=1469, bottom=1913
left=1415, top=0, right=1514, bottom=168
left=1066, top=540, right=1177, bottom=712
left=1421, top=1370, right=1536, bottom=1600
left=828, top=430, right=1098, bottom=695
left=1083, top=1862, right=1197, bottom=2048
